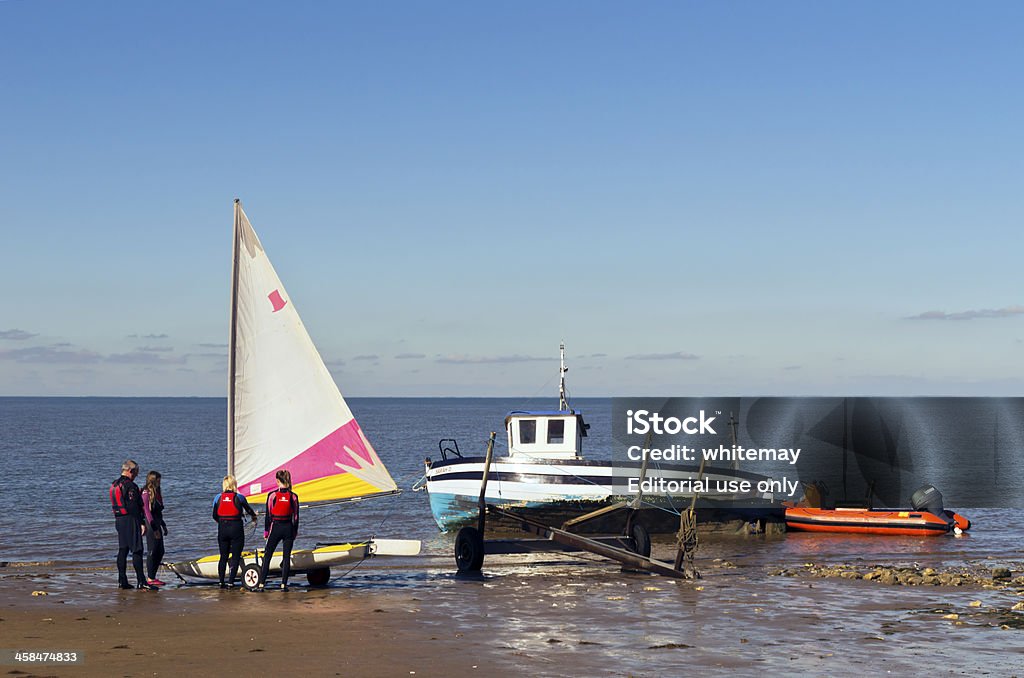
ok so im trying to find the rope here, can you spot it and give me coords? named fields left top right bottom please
left=372, top=498, right=398, bottom=535
left=676, top=509, right=699, bottom=578
left=328, top=551, right=370, bottom=583
left=514, top=374, right=558, bottom=411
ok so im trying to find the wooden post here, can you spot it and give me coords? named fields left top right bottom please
left=477, top=432, right=496, bottom=535
left=625, top=429, right=654, bottom=534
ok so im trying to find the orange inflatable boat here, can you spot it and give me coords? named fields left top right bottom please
left=785, top=507, right=971, bottom=536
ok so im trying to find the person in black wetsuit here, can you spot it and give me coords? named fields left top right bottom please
left=141, top=471, right=168, bottom=586
left=213, top=475, right=258, bottom=589
left=260, top=469, right=300, bottom=591
left=110, top=460, right=155, bottom=590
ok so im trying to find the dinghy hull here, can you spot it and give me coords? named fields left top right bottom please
left=167, top=539, right=421, bottom=580
left=784, top=507, right=970, bottom=536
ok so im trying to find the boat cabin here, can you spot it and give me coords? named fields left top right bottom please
left=505, top=410, right=588, bottom=460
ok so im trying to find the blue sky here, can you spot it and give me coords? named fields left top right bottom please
left=1, top=1, right=1022, bottom=396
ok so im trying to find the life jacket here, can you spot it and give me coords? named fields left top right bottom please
left=216, top=491, right=242, bottom=520
left=269, top=490, right=294, bottom=521
left=110, top=476, right=136, bottom=517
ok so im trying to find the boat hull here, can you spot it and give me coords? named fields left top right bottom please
left=784, top=507, right=960, bottom=536
left=424, top=455, right=781, bottom=533
left=166, top=539, right=421, bottom=580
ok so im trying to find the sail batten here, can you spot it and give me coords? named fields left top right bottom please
left=229, top=202, right=398, bottom=502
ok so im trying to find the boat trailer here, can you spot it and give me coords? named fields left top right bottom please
left=452, top=432, right=711, bottom=580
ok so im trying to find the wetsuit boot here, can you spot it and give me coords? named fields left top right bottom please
left=134, top=550, right=155, bottom=590
left=117, top=546, right=133, bottom=588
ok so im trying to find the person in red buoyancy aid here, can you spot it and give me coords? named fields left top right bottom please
left=110, top=459, right=154, bottom=590
left=213, top=475, right=257, bottom=589
left=260, top=469, right=300, bottom=591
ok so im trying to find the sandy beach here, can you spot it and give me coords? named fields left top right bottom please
left=4, top=543, right=1024, bottom=678
left=1, top=581, right=496, bottom=677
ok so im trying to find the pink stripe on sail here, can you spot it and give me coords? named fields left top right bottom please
left=268, top=289, right=287, bottom=312
left=239, top=419, right=376, bottom=496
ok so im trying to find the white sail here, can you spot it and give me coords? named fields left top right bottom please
left=229, top=201, right=398, bottom=503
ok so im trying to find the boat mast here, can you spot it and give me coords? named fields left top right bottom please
left=227, top=199, right=241, bottom=475
left=558, top=341, right=569, bottom=411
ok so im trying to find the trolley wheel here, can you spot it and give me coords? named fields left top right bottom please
left=454, top=526, right=485, bottom=573
left=306, top=567, right=331, bottom=587
left=628, top=523, right=651, bottom=559
left=242, top=563, right=263, bottom=591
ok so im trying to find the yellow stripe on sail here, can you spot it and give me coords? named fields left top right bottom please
left=247, top=473, right=385, bottom=505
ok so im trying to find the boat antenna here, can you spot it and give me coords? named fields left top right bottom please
left=558, top=341, right=569, bottom=411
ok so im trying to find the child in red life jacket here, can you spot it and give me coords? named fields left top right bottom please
left=213, top=474, right=258, bottom=588
left=259, top=469, right=300, bottom=591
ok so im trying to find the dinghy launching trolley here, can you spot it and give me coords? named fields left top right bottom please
left=242, top=561, right=264, bottom=591
left=237, top=548, right=330, bottom=591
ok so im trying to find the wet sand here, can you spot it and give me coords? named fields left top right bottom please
left=0, top=583, right=497, bottom=677
left=3, top=544, right=1024, bottom=678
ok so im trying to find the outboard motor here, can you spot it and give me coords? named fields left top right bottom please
left=911, top=484, right=954, bottom=528
left=911, top=484, right=943, bottom=514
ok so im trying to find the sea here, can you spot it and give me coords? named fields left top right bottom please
left=2, top=397, right=1023, bottom=674
left=2, top=396, right=1021, bottom=567
left=1, top=396, right=554, bottom=567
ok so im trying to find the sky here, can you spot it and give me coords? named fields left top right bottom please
left=1, top=1, right=1022, bottom=397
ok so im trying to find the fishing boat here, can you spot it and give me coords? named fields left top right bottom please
left=421, top=345, right=780, bottom=533
left=168, top=200, right=420, bottom=587
left=785, top=485, right=971, bottom=536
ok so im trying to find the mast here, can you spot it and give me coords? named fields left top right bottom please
left=227, top=199, right=241, bottom=475
left=558, top=341, right=569, bottom=411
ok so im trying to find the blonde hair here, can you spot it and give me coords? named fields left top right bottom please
left=222, top=475, right=238, bottom=492
left=275, top=469, right=291, bottom=489
left=144, top=471, right=161, bottom=510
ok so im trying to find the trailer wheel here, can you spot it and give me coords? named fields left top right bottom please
left=242, top=563, right=263, bottom=591
left=629, top=523, right=651, bottom=558
left=306, top=567, right=331, bottom=587
left=455, top=526, right=485, bottom=572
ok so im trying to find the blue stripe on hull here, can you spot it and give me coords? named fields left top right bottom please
left=427, top=492, right=606, bottom=532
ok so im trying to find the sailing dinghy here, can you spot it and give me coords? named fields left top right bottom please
left=168, top=200, right=420, bottom=587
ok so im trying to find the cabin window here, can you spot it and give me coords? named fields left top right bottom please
left=519, top=420, right=536, bottom=444
left=547, top=419, right=565, bottom=444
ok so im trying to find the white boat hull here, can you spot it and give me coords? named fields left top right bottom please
left=424, top=456, right=778, bottom=532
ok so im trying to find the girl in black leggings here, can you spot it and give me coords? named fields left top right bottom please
left=142, top=471, right=168, bottom=586
left=260, top=469, right=300, bottom=591
left=213, top=474, right=257, bottom=588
